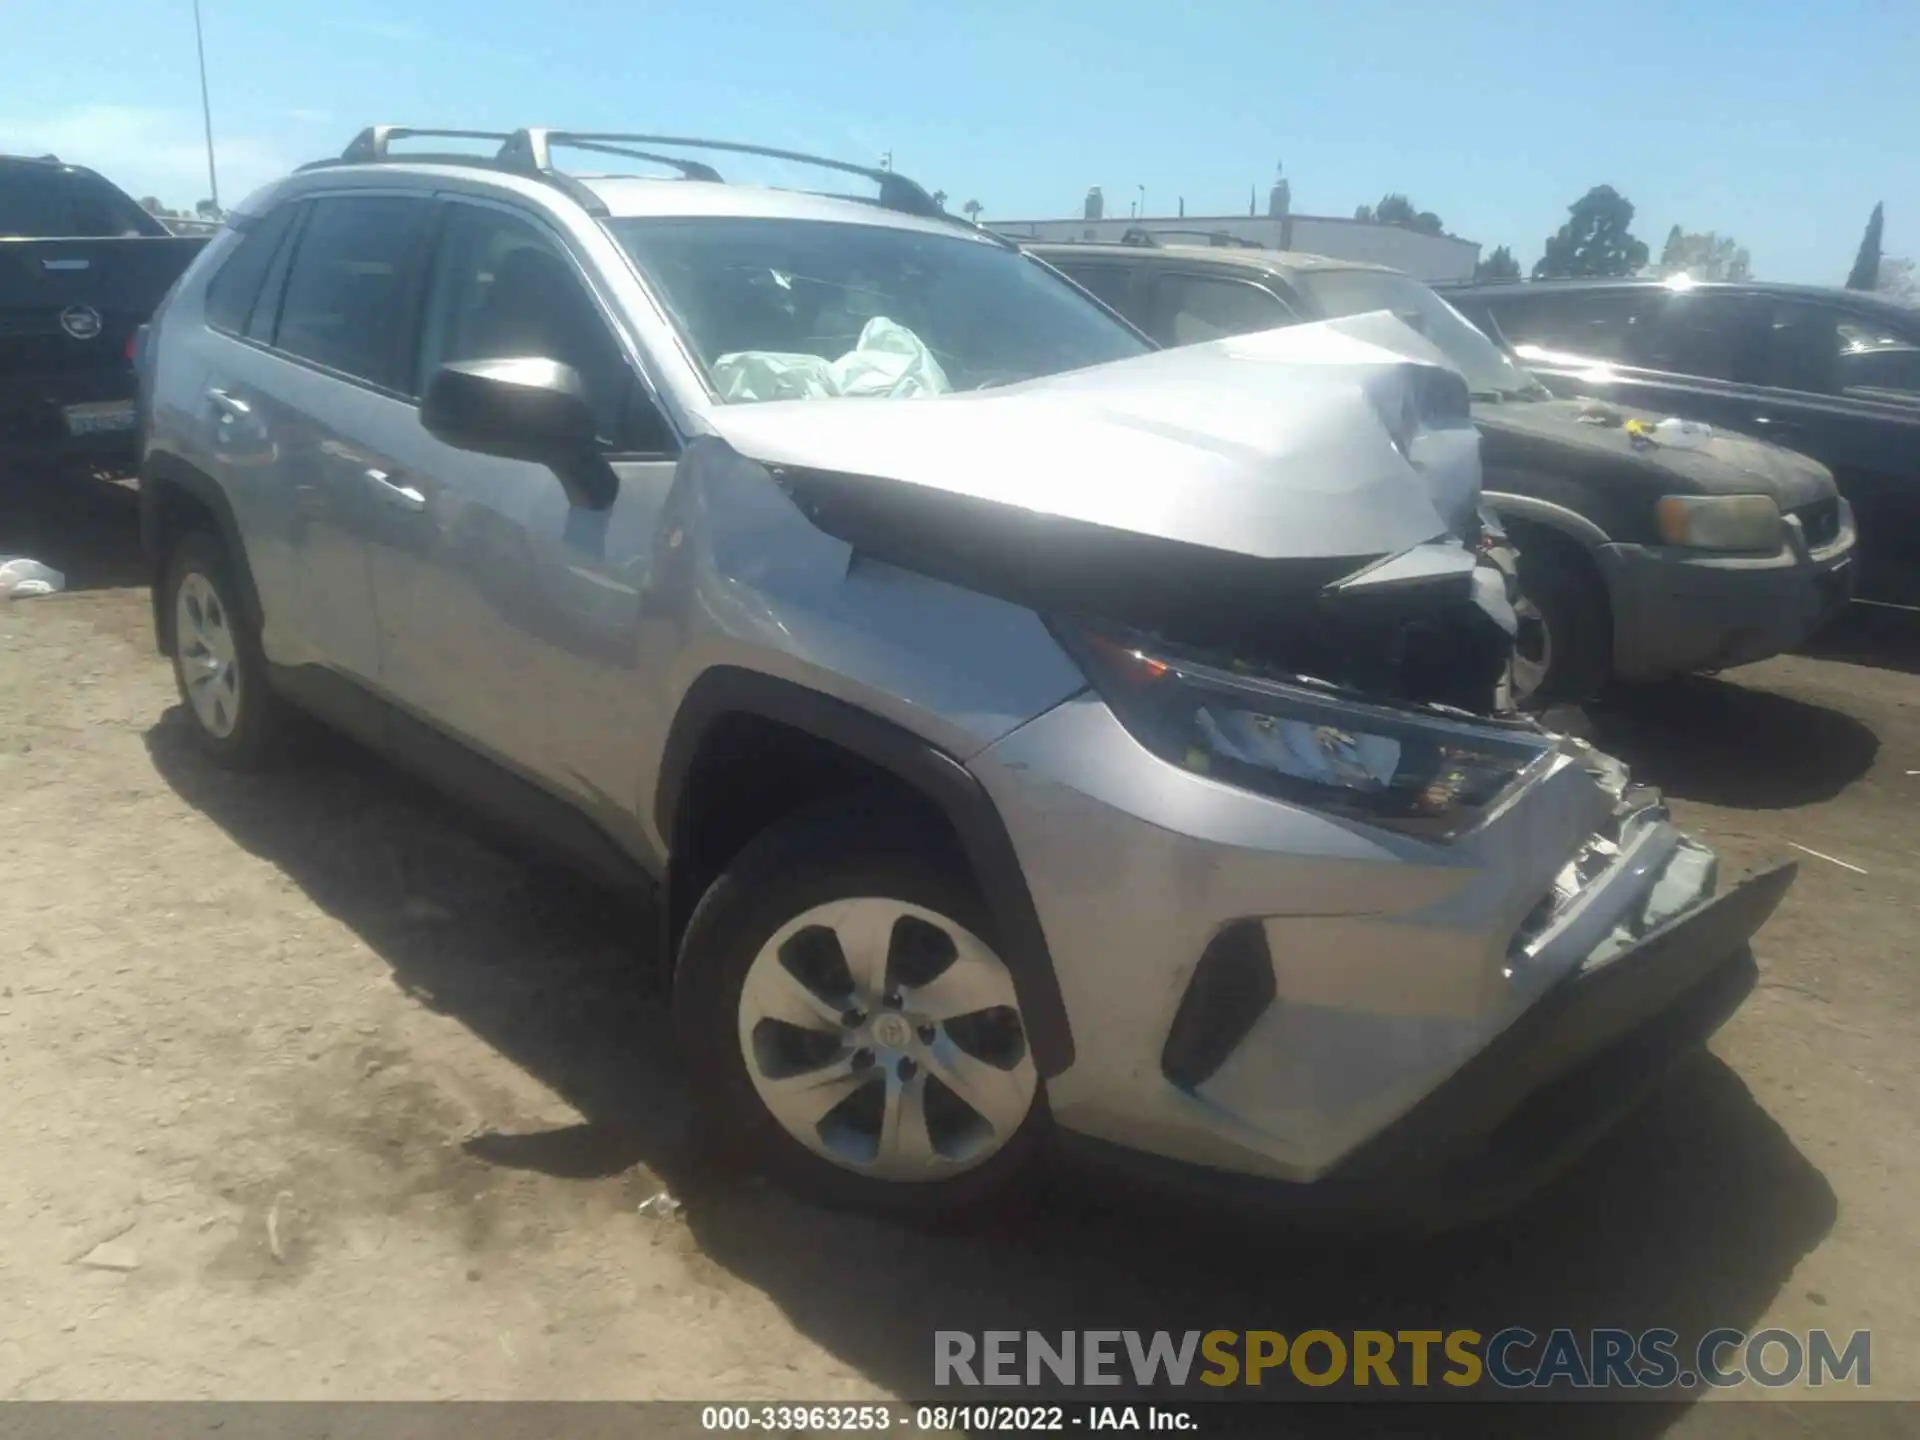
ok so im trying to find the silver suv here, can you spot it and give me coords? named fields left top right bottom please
left=137, top=127, right=1795, bottom=1227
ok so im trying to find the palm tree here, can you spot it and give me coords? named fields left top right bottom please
left=962, top=199, right=983, bottom=223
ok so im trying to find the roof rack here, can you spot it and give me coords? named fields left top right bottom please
left=304, top=125, right=972, bottom=232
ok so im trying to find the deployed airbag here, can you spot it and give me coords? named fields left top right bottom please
left=712, top=317, right=951, bottom=403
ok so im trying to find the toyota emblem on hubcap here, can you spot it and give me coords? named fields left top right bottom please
left=872, top=1014, right=913, bottom=1049
left=60, top=305, right=103, bottom=340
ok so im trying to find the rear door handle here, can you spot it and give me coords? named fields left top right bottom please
left=365, top=468, right=426, bottom=512
left=1752, top=415, right=1802, bottom=437
left=206, top=387, right=250, bottom=418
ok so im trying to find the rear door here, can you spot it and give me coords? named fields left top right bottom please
left=1736, top=299, right=1920, bottom=603
left=197, top=191, right=435, bottom=683
left=368, top=196, right=680, bottom=817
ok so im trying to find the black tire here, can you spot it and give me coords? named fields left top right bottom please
left=673, top=792, right=1049, bottom=1224
left=162, top=529, right=290, bottom=768
left=1509, top=527, right=1613, bottom=707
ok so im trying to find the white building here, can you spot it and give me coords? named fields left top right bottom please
left=992, top=212, right=1482, bottom=283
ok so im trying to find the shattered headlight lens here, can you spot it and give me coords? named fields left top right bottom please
left=1060, top=625, right=1556, bottom=841
left=1655, top=494, right=1782, bottom=551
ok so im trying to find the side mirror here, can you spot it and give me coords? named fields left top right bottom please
left=420, top=357, right=616, bottom=508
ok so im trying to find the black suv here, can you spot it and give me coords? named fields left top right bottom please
left=1439, top=277, right=1920, bottom=607
left=1031, top=241, right=1857, bottom=703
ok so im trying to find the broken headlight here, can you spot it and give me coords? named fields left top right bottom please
left=1059, top=624, right=1557, bottom=841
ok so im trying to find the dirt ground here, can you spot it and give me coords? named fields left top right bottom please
left=2, top=473, right=1917, bottom=1430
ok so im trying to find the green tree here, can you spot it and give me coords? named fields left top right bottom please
left=195, top=198, right=221, bottom=220
left=1474, top=245, right=1522, bottom=282
left=930, top=189, right=948, bottom=212
left=1655, top=228, right=1752, bottom=281
left=1846, top=202, right=1885, bottom=290
left=1533, top=185, right=1650, bottom=279
left=1354, top=192, right=1444, bottom=236
left=962, top=199, right=982, bottom=223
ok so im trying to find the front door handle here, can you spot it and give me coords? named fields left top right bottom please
left=1752, top=415, right=1802, bottom=437
left=365, top=468, right=426, bottom=512
left=206, top=387, right=251, bottom=418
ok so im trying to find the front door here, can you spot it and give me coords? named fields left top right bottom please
left=367, top=198, right=681, bottom=823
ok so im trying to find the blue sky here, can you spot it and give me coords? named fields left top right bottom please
left=4, top=0, right=1913, bottom=282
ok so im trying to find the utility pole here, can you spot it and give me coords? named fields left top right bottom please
left=192, top=0, right=220, bottom=213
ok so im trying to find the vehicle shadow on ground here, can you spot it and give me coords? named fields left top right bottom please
left=1799, top=603, right=1920, bottom=680
left=1586, top=674, right=1878, bottom=810
left=0, top=469, right=146, bottom=593
left=145, top=712, right=1837, bottom=1438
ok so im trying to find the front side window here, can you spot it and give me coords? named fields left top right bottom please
left=608, top=216, right=1149, bottom=402
left=1757, top=302, right=1920, bottom=404
left=416, top=203, right=649, bottom=445
left=274, top=195, right=430, bottom=389
left=1491, top=289, right=1746, bottom=381
left=1147, top=273, right=1293, bottom=347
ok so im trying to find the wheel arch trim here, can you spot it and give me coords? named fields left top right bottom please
left=140, top=451, right=265, bottom=655
left=654, top=665, right=1075, bottom=1077
left=1480, top=491, right=1612, bottom=550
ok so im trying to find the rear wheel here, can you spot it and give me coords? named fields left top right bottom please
left=163, top=530, right=289, bottom=767
left=674, top=796, right=1046, bottom=1221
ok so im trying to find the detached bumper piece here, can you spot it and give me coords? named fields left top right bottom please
left=1064, top=861, right=1797, bottom=1232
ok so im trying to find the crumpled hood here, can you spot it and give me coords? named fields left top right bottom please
left=700, top=311, right=1484, bottom=564
left=1474, top=397, right=1836, bottom=509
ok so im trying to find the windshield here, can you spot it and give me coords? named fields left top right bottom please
left=608, top=216, right=1151, bottom=403
left=1293, top=269, right=1548, bottom=401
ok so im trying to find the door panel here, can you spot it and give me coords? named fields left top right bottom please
left=370, top=198, right=677, bottom=821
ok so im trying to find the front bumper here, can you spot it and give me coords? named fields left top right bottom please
left=972, top=693, right=1794, bottom=1222
left=1056, top=860, right=1791, bottom=1231
left=1599, top=498, right=1857, bottom=682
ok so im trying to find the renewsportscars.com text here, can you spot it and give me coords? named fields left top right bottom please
left=934, top=1328, right=1872, bottom=1392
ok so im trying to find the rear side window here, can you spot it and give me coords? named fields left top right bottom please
left=0, top=165, right=159, bottom=238
left=274, top=195, right=431, bottom=389
left=1056, top=263, right=1138, bottom=320
left=1147, top=273, right=1293, bottom=347
left=204, top=205, right=299, bottom=335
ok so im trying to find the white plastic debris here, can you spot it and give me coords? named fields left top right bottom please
left=0, top=557, right=66, bottom=599
left=1651, top=416, right=1713, bottom=449
left=637, top=1191, right=683, bottom=1219
left=712, top=317, right=951, bottom=403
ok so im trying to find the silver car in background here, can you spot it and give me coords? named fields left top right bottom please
left=136, top=126, right=1795, bottom=1227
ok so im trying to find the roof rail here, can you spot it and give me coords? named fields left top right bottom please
left=344, top=126, right=514, bottom=163
left=497, top=130, right=949, bottom=221
left=304, top=125, right=996, bottom=239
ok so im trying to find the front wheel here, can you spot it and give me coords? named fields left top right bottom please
left=1508, top=531, right=1614, bottom=707
left=673, top=796, right=1046, bottom=1222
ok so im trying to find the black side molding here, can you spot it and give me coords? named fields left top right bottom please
left=140, top=451, right=265, bottom=654
left=655, top=666, right=1075, bottom=1078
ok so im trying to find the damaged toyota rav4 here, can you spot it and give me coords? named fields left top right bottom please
left=137, top=128, right=1796, bottom=1229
